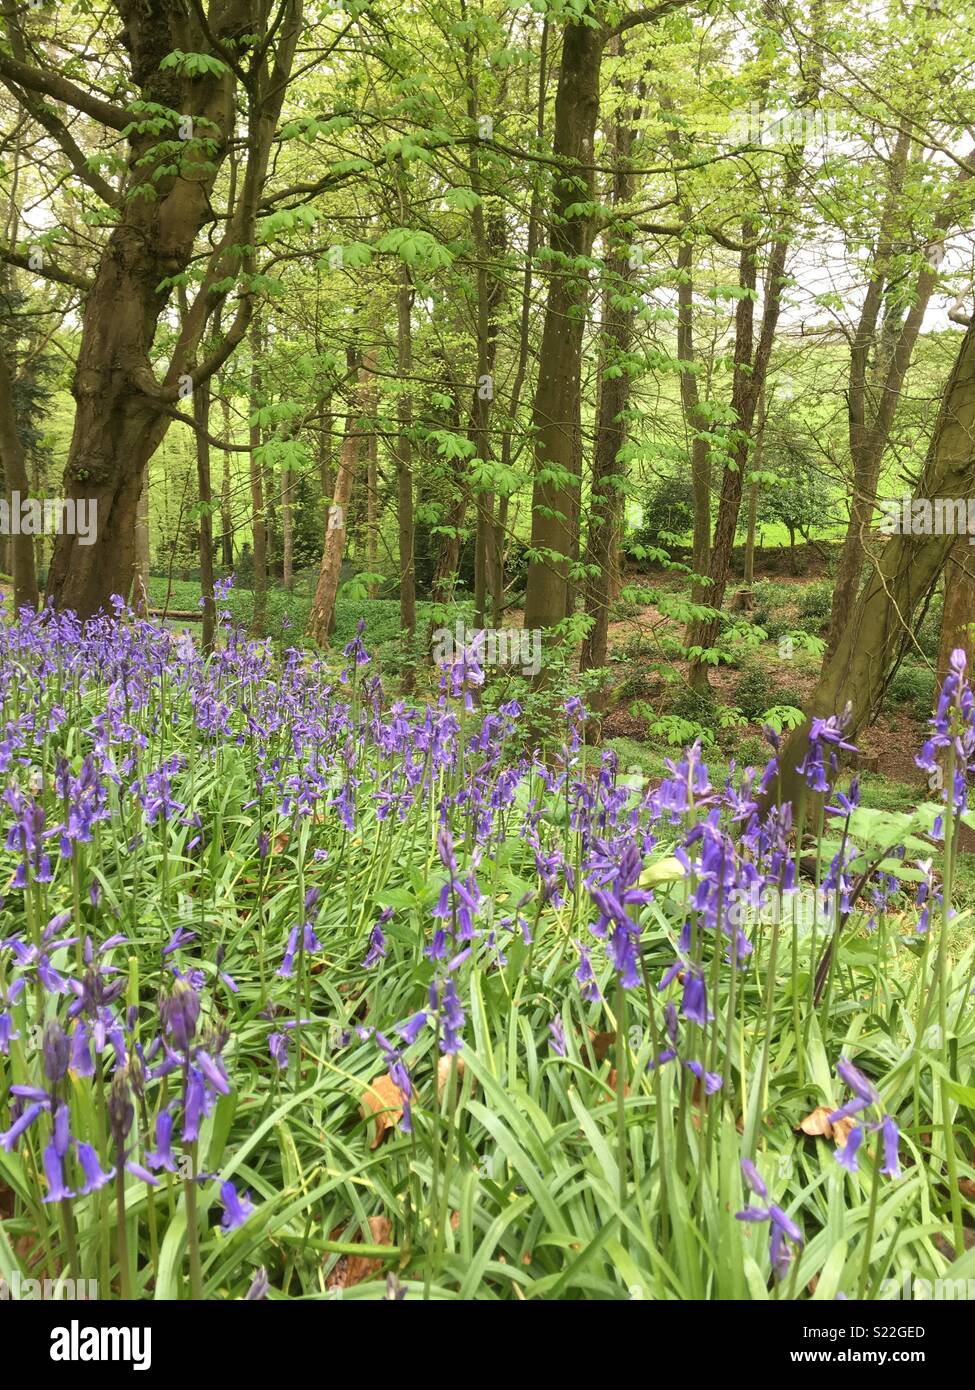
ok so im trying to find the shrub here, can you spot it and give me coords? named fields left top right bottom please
left=796, top=579, right=833, bottom=623
left=633, top=474, right=695, bottom=545
left=884, top=663, right=936, bottom=718
left=915, top=594, right=944, bottom=662
left=670, top=686, right=719, bottom=731
left=775, top=685, right=805, bottom=711
left=737, top=733, right=769, bottom=766
left=763, top=612, right=794, bottom=641
left=734, top=665, right=777, bottom=720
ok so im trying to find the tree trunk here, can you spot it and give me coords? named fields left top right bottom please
left=132, top=466, right=150, bottom=615
left=824, top=130, right=971, bottom=662
left=772, top=319, right=975, bottom=812
left=581, top=68, right=638, bottom=702
left=194, top=378, right=215, bottom=653
left=44, top=1, right=301, bottom=617
left=937, top=536, right=975, bottom=683
left=686, top=13, right=823, bottom=689
left=0, top=343, right=39, bottom=609
left=249, top=323, right=268, bottom=638
left=264, top=456, right=278, bottom=581
left=677, top=238, right=712, bottom=604
left=366, top=416, right=379, bottom=600
left=317, top=390, right=334, bottom=543
left=523, top=19, right=603, bottom=633
left=396, top=247, right=416, bottom=690
left=685, top=218, right=762, bottom=692
left=429, top=366, right=466, bottom=606
left=686, top=199, right=797, bottom=691
left=281, top=464, right=294, bottom=592
left=494, top=19, right=548, bottom=628
left=219, top=390, right=234, bottom=569
left=743, top=479, right=759, bottom=589
left=307, top=356, right=370, bottom=643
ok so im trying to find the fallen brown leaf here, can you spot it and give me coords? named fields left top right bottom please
left=437, top=1054, right=470, bottom=1101
left=588, top=1029, right=616, bottom=1064
left=832, top=1116, right=856, bottom=1149
left=326, top=1215, right=393, bottom=1291
left=797, top=1105, right=835, bottom=1139
left=933, top=1228, right=975, bottom=1259
left=360, top=1073, right=407, bottom=1149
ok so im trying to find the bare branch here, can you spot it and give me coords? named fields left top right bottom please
left=0, top=49, right=131, bottom=132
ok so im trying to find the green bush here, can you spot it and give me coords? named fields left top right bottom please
left=733, top=665, right=777, bottom=721
left=884, top=663, right=936, bottom=718
left=670, top=686, right=719, bottom=731
left=752, top=579, right=793, bottom=609
left=736, top=733, right=770, bottom=766
left=915, top=593, right=944, bottom=662
left=763, top=612, right=794, bottom=641
left=633, top=474, right=695, bottom=544
left=775, top=685, right=805, bottom=711
left=796, top=579, right=833, bottom=623
left=610, top=593, right=645, bottom=621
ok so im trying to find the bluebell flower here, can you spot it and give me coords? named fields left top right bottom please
left=220, top=1180, right=255, bottom=1232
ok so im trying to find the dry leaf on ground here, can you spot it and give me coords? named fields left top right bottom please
left=437, top=1054, right=471, bottom=1101
left=325, top=1215, right=394, bottom=1290
left=797, top=1105, right=835, bottom=1139
left=360, top=1073, right=406, bottom=1149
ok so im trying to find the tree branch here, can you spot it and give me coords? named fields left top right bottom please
left=607, top=0, right=696, bottom=39
left=0, top=79, right=119, bottom=206
left=0, top=245, right=92, bottom=292
left=0, top=49, right=131, bottom=132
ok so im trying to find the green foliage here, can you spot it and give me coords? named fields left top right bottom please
left=669, top=685, right=719, bottom=733
left=884, top=662, right=936, bottom=718
left=633, top=474, right=695, bottom=545
left=796, top=580, right=834, bottom=623
left=734, top=664, right=777, bottom=720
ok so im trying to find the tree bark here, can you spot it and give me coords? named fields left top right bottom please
left=937, top=536, right=975, bottom=683
left=523, top=18, right=603, bottom=633
left=679, top=234, right=713, bottom=605
left=194, top=378, right=216, bottom=653
left=396, top=226, right=417, bottom=690
left=740, top=385, right=766, bottom=597
left=686, top=8, right=823, bottom=689
left=0, top=342, right=39, bottom=609
left=824, top=136, right=974, bottom=662
left=464, top=35, right=503, bottom=630
left=429, top=366, right=466, bottom=606
left=686, top=183, right=801, bottom=691
left=42, top=0, right=302, bottom=617
left=249, top=322, right=268, bottom=637
left=580, top=65, right=639, bottom=701
left=220, top=391, right=234, bottom=569
left=493, top=19, right=547, bottom=628
left=366, top=421, right=379, bottom=600
left=306, top=356, right=370, bottom=643
left=772, top=319, right=975, bottom=811
left=281, top=463, right=294, bottom=593
left=132, top=466, right=150, bottom=615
